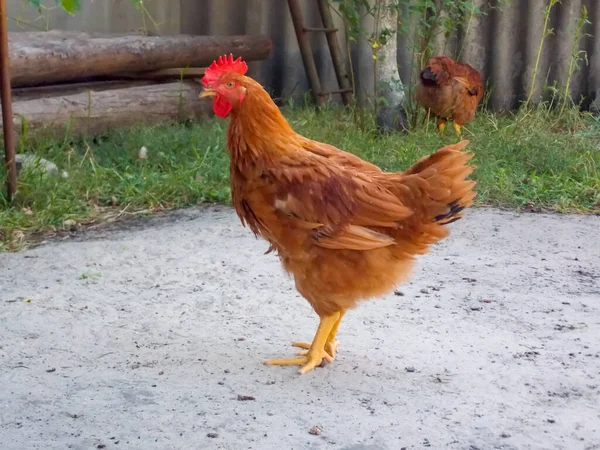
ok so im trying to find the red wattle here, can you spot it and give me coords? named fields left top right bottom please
left=213, top=95, right=233, bottom=118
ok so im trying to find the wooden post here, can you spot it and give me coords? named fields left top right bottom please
left=287, top=0, right=324, bottom=106
left=0, top=0, right=16, bottom=202
left=316, top=0, right=353, bottom=106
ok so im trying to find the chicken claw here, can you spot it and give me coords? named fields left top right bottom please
left=292, top=340, right=339, bottom=359
left=265, top=348, right=333, bottom=374
left=263, top=312, right=341, bottom=374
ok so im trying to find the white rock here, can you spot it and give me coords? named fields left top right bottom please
left=138, top=146, right=148, bottom=159
left=62, top=219, right=78, bottom=231
left=15, top=154, right=58, bottom=175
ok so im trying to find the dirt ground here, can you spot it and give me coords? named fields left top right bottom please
left=1, top=205, right=599, bottom=450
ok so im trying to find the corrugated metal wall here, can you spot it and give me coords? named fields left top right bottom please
left=6, top=0, right=180, bottom=34
left=6, top=0, right=599, bottom=110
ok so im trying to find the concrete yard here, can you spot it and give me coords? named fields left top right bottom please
left=1, top=206, right=599, bottom=450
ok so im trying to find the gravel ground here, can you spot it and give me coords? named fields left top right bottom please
left=1, top=206, right=599, bottom=450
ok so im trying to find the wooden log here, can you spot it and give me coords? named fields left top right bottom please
left=12, top=80, right=156, bottom=101
left=11, top=69, right=206, bottom=100
left=8, top=31, right=140, bottom=41
left=8, top=31, right=272, bottom=87
left=3, top=81, right=212, bottom=139
left=111, top=68, right=206, bottom=81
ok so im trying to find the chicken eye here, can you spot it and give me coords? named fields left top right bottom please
left=226, top=81, right=236, bottom=89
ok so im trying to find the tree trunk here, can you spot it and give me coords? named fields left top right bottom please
left=3, top=81, right=212, bottom=139
left=375, top=0, right=408, bottom=132
left=8, top=31, right=272, bottom=87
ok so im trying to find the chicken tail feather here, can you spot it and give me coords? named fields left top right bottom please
left=377, top=140, right=476, bottom=256
left=405, top=139, right=476, bottom=225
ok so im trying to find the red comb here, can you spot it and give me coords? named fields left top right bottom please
left=202, top=54, right=248, bottom=87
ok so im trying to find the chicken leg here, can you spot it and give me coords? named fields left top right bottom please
left=264, top=311, right=341, bottom=374
left=292, top=309, right=346, bottom=359
left=437, top=119, right=447, bottom=135
left=453, top=122, right=462, bottom=136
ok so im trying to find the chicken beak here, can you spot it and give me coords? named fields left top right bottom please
left=199, top=89, right=217, bottom=99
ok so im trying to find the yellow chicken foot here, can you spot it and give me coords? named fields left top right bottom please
left=453, top=122, right=462, bottom=136
left=292, top=309, right=346, bottom=359
left=264, top=312, right=341, bottom=374
left=437, top=119, right=447, bottom=135
left=292, top=341, right=336, bottom=360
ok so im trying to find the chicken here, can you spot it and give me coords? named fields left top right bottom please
left=200, top=54, right=476, bottom=375
left=416, top=55, right=484, bottom=136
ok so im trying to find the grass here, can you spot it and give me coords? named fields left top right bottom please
left=1, top=103, right=599, bottom=250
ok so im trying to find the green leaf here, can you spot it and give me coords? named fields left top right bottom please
left=28, top=0, right=42, bottom=7
left=57, top=0, right=81, bottom=15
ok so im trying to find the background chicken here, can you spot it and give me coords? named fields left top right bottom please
left=416, top=55, right=484, bottom=136
left=200, top=54, right=476, bottom=375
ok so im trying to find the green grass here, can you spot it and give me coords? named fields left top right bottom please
left=1, top=104, right=599, bottom=250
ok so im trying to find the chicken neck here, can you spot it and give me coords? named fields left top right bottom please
left=226, top=81, right=299, bottom=168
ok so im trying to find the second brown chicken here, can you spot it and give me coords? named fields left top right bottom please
left=416, top=55, right=484, bottom=136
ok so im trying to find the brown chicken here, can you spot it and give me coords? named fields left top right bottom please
left=200, top=54, right=476, bottom=375
left=416, top=55, right=484, bottom=136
